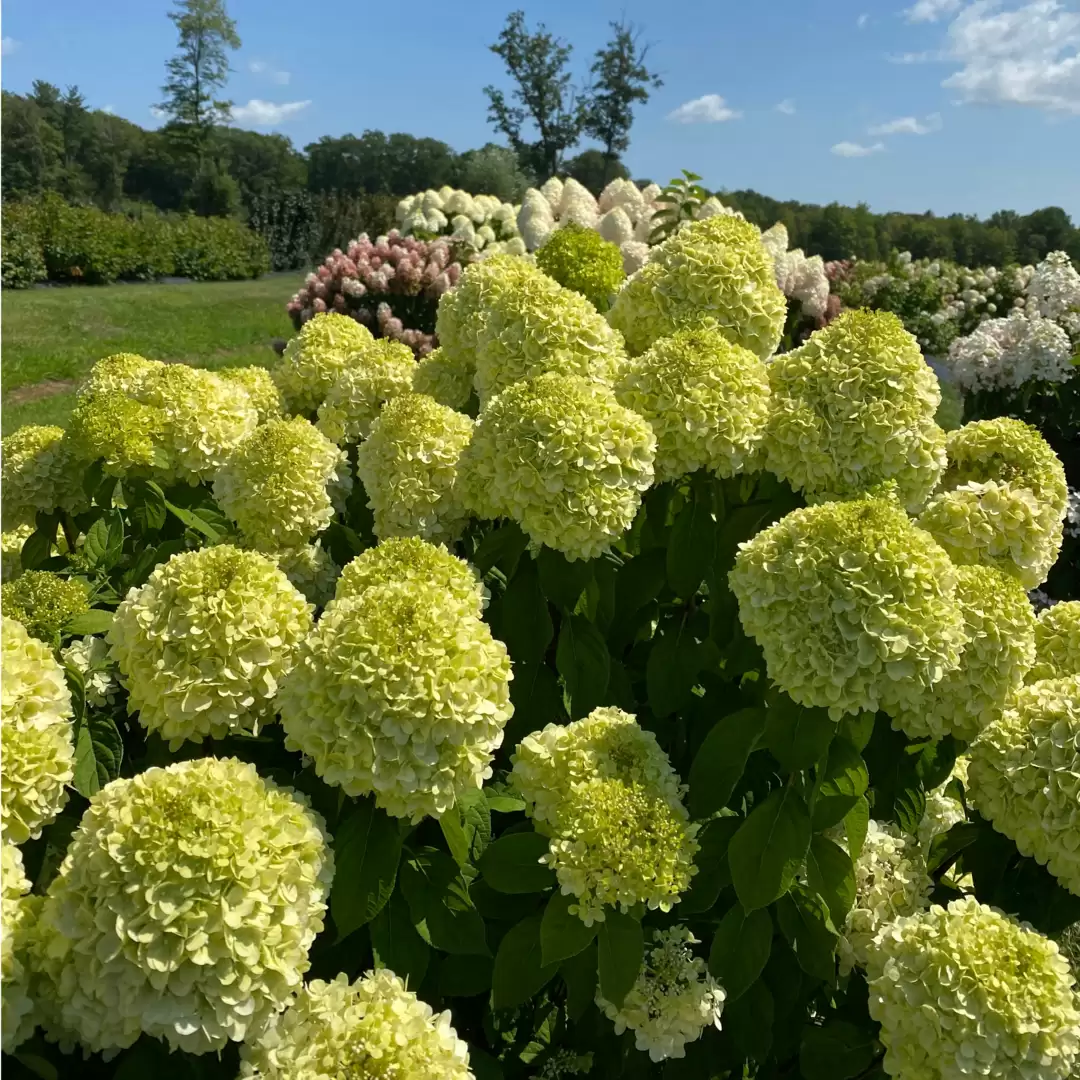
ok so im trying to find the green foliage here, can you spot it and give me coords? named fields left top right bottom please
left=649, top=170, right=710, bottom=244
left=247, top=191, right=318, bottom=271
left=0, top=203, right=47, bottom=288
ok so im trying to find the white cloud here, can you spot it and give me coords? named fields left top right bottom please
left=249, top=59, right=291, bottom=85
left=667, top=94, right=741, bottom=124
left=102, top=104, right=116, bottom=115
left=857, top=13, right=870, bottom=27
left=868, top=112, right=943, bottom=134
left=149, top=105, right=167, bottom=119
left=230, top=98, right=311, bottom=127
left=888, top=49, right=946, bottom=63
left=775, top=98, right=796, bottom=115
left=1, top=36, right=19, bottom=56
left=941, top=0, right=1080, bottom=114
left=905, top=0, right=963, bottom=21
left=831, top=140, right=886, bottom=157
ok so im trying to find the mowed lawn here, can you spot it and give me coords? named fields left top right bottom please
left=1, top=276, right=297, bottom=432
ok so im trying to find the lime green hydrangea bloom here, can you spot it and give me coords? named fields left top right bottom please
left=30, top=757, right=333, bottom=1055
left=1, top=617, right=74, bottom=844
left=354, top=393, right=474, bottom=544
left=238, top=969, right=473, bottom=1080
left=108, top=545, right=313, bottom=748
left=614, top=327, right=770, bottom=482
left=2, top=842, right=40, bottom=1054
left=763, top=311, right=946, bottom=511
left=213, top=417, right=350, bottom=550
left=1, top=425, right=86, bottom=530
left=316, top=338, right=417, bottom=445
left=1028, top=601, right=1080, bottom=682
left=838, top=820, right=932, bottom=974
left=67, top=389, right=166, bottom=476
left=607, top=215, right=787, bottom=359
left=266, top=542, right=340, bottom=608
left=511, top=707, right=698, bottom=925
left=278, top=579, right=513, bottom=821
left=218, top=365, right=284, bottom=424
left=460, top=373, right=655, bottom=561
left=535, top=222, right=625, bottom=310
left=866, top=898, right=1080, bottom=1080
left=968, top=676, right=1080, bottom=896
left=412, top=346, right=474, bottom=410
left=935, top=379, right=965, bottom=432
left=1, top=571, right=89, bottom=646
left=918, top=418, right=1068, bottom=588
left=596, top=925, right=725, bottom=1063
left=889, top=565, right=1036, bottom=742
left=729, top=497, right=966, bottom=716
left=1, top=526, right=33, bottom=584
left=274, top=311, right=374, bottom=415
left=76, top=352, right=162, bottom=399
left=332, top=537, right=485, bottom=618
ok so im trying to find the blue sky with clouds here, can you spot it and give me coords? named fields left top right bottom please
left=2, top=0, right=1078, bottom=218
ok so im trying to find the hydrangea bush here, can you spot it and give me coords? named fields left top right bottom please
left=2, top=195, right=1079, bottom=1080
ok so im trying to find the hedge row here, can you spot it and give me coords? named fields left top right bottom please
left=1, top=195, right=270, bottom=288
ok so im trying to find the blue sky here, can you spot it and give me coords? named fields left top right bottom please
left=2, top=0, right=1078, bottom=218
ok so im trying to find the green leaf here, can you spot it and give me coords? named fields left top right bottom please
left=83, top=510, right=124, bottom=569
left=894, top=785, right=927, bottom=835
left=458, top=787, right=492, bottom=863
left=540, top=891, right=597, bottom=966
left=507, top=660, right=564, bottom=738
left=331, top=798, right=402, bottom=938
left=556, top=615, right=610, bottom=720
left=478, top=832, right=556, bottom=894
left=126, top=478, right=167, bottom=534
left=65, top=609, right=115, bottom=636
left=537, top=547, right=593, bottom=611
left=613, top=547, right=667, bottom=622
left=164, top=499, right=220, bottom=541
left=812, top=737, right=869, bottom=831
left=916, top=735, right=959, bottom=791
left=71, top=711, right=123, bottom=797
left=561, top=941, right=598, bottom=1021
left=440, top=809, right=470, bottom=868
left=370, top=892, right=430, bottom=988
left=400, top=849, right=490, bottom=955
left=799, top=1020, right=880, bottom=1080
left=667, top=483, right=716, bottom=598
left=472, top=521, right=529, bottom=575
left=680, top=816, right=741, bottom=914
left=646, top=615, right=707, bottom=718
left=806, top=835, right=856, bottom=928
left=927, top=821, right=981, bottom=875
left=597, top=909, right=643, bottom=1009
left=764, top=693, right=837, bottom=773
left=19, top=523, right=55, bottom=571
left=839, top=711, right=875, bottom=753
left=729, top=787, right=811, bottom=911
left=687, top=708, right=764, bottom=819
left=776, top=883, right=838, bottom=983
left=486, top=790, right=526, bottom=814
left=495, top=556, right=552, bottom=662
left=844, top=796, right=870, bottom=863
left=491, top=913, right=558, bottom=1009
left=439, top=953, right=494, bottom=998
left=708, top=903, right=772, bottom=1000
left=727, top=978, right=774, bottom=1062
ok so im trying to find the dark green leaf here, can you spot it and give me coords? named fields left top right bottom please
left=839, top=711, right=875, bottom=753
left=687, top=708, right=764, bottom=819
left=469, top=1048, right=504, bottom=1080
left=708, top=903, right=772, bottom=1000
left=927, top=822, right=981, bottom=875
left=495, top=556, right=552, bottom=662
left=556, top=615, right=610, bottom=720
left=844, top=796, right=870, bottom=863
left=541, top=891, right=597, bottom=966
left=71, top=711, right=123, bottom=797
left=127, top=478, right=167, bottom=534
left=473, top=521, right=528, bottom=575
left=646, top=616, right=706, bottom=718
left=370, top=892, right=430, bottom=988
left=19, top=524, right=55, bottom=571
left=806, top=835, right=856, bottom=928
left=439, top=953, right=493, bottom=997
left=894, top=784, right=927, bottom=835
left=916, top=736, right=959, bottom=791
left=505, top=660, right=564, bottom=743
left=727, top=978, right=773, bottom=1061
left=83, top=511, right=124, bottom=569
left=458, top=787, right=492, bottom=863
left=764, top=694, right=837, bottom=773
left=776, top=883, right=838, bottom=982
left=667, top=483, right=716, bottom=598
left=478, top=832, right=556, bottom=894
left=112, top=1037, right=195, bottom=1080
left=680, top=816, right=741, bottom=914
left=613, top=547, right=667, bottom=622
left=331, top=798, right=402, bottom=937
left=322, top=521, right=364, bottom=567
left=65, top=609, right=114, bottom=636
left=440, top=809, right=470, bottom=868
left=800, top=1020, right=880, bottom=1080
left=537, top=547, right=593, bottom=611
left=597, top=909, right=643, bottom=1009
left=561, top=941, right=598, bottom=1021
left=164, top=499, right=220, bottom=541
left=729, top=787, right=811, bottom=911
left=401, top=849, right=490, bottom=955
left=81, top=460, right=105, bottom=501
left=812, top=737, right=869, bottom=831
left=491, top=913, right=558, bottom=1009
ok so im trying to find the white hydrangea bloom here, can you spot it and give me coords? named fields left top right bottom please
left=695, top=196, right=743, bottom=221
left=1028, top=251, right=1080, bottom=320
left=558, top=178, right=599, bottom=228
left=760, top=222, right=789, bottom=262
left=947, top=312, right=1075, bottom=392
left=598, top=206, right=634, bottom=246
left=518, top=189, right=557, bottom=252
left=539, top=176, right=564, bottom=212
left=620, top=240, right=651, bottom=275
left=60, top=635, right=119, bottom=709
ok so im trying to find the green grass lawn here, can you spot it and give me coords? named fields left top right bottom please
left=1, top=276, right=297, bottom=432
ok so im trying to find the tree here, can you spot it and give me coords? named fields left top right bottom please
left=455, top=143, right=531, bottom=201
left=158, top=0, right=240, bottom=156
left=583, top=19, right=662, bottom=186
left=1, top=91, right=63, bottom=198
left=563, top=148, right=627, bottom=196
left=484, top=10, right=586, bottom=181
left=216, top=127, right=307, bottom=206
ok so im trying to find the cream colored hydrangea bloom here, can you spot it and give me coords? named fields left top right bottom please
left=1, top=525, right=33, bottom=583
left=31, top=757, right=333, bottom=1055
left=219, top=365, right=284, bottom=424
left=273, top=311, right=375, bottom=415
left=238, top=969, right=473, bottom=1080
left=213, top=417, right=350, bottom=550
left=108, top=546, right=313, bottom=748
left=1028, top=601, right=1080, bottom=682
left=460, top=372, right=655, bottom=562
left=866, top=898, right=1080, bottom=1080
left=2, top=841, right=39, bottom=1054
left=917, top=418, right=1068, bottom=588
left=412, top=346, right=474, bottom=410
left=1, top=425, right=85, bottom=530
left=266, top=542, right=340, bottom=608
left=596, top=926, right=725, bottom=1062
left=67, top=389, right=166, bottom=477
left=968, top=676, right=1080, bottom=896
left=607, top=216, right=787, bottom=359
left=614, top=327, right=771, bottom=483
left=61, top=635, right=120, bottom=709
left=1, top=616, right=74, bottom=844
left=76, top=352, right=162, bottom=398
left=729, top=496, right=966, bottom=717
left=889, top=565, right=1036, bottom=742
left=278, top=579, right=512, bottom=821
left=918, top=757, right=970, bottom=856
left=838, top=820, right=932, bottom=974
left=511, top=707, right=698, bottom=925
left=355, top=393, right=474, bottom=544
left=763, top=310, right=946, bottom=511
left=316, top=339, right=417, bottom=445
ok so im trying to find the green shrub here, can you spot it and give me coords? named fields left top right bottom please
left=170, top=215, right=270, bottom=280
left=248, top=191, right=318, bottom=271
left=0, top=203, right=46, bottom=289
